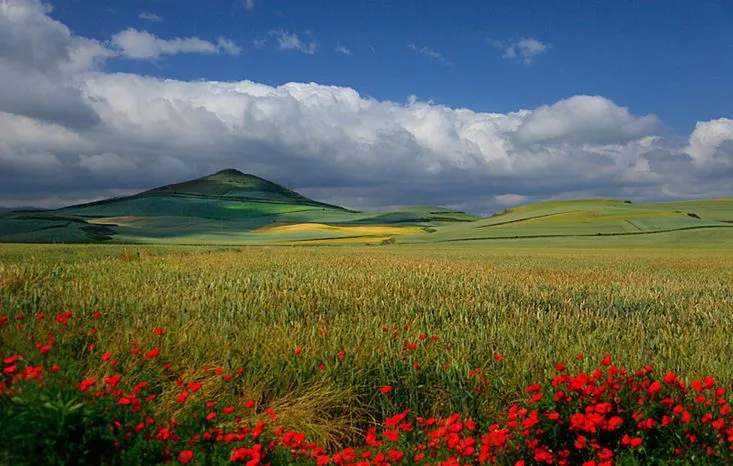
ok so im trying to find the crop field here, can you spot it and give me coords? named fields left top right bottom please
left=2, top=243, right=733, bottom=464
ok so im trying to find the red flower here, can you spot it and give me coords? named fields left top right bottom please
left=388, top=449, right=404, bottom=462
left=153, top=327, right=164, bottom=336
left=380, top=385, right=393, bottom=394
left=244, top=400, right=255, bottom=409
left=526, top=383, right=541, bottom=393
left=187, top=382, right=202, bottom=392
left=223, top=407, right=235, bottom=414
left=337, top=350, right=345, bottom=360
left=600, top=354, right=612, bottom=366
left=205, top=411, right=216, bottom=421
left=101, top=352, right=112, bottom=362
left=177, top=391, right=190, bottom=404
left=294, top=347, right=301, bottom=356
left=145, top=348, right=159, bottom=359
left=494, top=353, right=504, bottom=362
left=178, top=450, right=194, bottom=464
left=597, top=448, right=613, bottom=460
left=648, top=381, right=662, bottom=396
left=554, top=362, right=566, bottom=371
left=92, top=311, right=102, bottom=319
left=383, top=429, right=399, bottom=442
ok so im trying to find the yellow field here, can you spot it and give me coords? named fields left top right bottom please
left=256, top=222, right=424, bottom=236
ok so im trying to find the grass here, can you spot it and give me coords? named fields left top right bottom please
left=2, top=243, right=733, bottom=444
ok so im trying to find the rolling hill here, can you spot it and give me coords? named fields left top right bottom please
left=0, top=169, right=477, bottom=244
left=0, top=170, right=731, bottom=245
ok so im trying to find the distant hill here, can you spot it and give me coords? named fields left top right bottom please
left=0, top=170, right=731, bottom=245
left=0, top=169, right=476, bottom=244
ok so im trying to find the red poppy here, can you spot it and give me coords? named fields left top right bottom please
left=380, top=385, right=393, bottom=394
left=178, top=450, right=194, bottom=464
left=145, top=348, right=159, bottom=359
left=153, top=327, right=164, bottom=336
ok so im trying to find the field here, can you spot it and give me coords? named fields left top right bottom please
left=3, top=169, right=731, bottom=247
left=2, top=242, right=733, bottom=464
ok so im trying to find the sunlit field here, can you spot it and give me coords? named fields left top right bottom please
left=2, top=243, right=733, bottom=464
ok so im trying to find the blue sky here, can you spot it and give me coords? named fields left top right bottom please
left=0, top=0, right=732, bottom=211
left=53, top=0, right=733, bottom=133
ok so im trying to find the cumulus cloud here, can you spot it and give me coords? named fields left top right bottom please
left=269, top=30, right=317, bottom=54
left=685, top=118, right=733, bottom=168
left=513, top=95, right=662, bottom=145
left=110, top=28, right=240, bottom=59
left=408, top=43, right=451, bottom=65
left=0, top=0, right=730, bottom=212
left=491, top=37, right=548, bottom=64
left=138, top=12, right=163, bottom=22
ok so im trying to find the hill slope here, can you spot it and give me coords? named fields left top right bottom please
left=0, top=171, right=731, bottom=245
left=405, top=198, right=733, bottom=245
left=0, top=170, right=476, bottom=244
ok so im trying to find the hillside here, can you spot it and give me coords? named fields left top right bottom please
left=405, top=198, right=733, bottom=246
left=0, top=171, right=731, bottom=245
left=0, top=170, right=476, bottom=244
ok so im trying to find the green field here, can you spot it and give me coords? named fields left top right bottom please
left=1, top=170, right=731, bottom=246
left=3, top=241, right=733, bottom=463
left=3, top=171, right=733, bottom=464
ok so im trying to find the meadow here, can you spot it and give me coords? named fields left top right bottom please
left=2, top=243, right=733, bottom=464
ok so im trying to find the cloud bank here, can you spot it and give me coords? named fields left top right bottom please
left=0, top=0, right=731, bottom=213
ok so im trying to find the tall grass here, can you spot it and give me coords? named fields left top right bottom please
left=2, top=243, right=732, bottom=445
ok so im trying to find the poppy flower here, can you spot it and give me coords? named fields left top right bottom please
left=153, top=327, right=164, bottom=336
left=178, top=450, right=194, bottom=464
left=145, top=348, right=159, bottom=359
left=380, top=385, right=393, bottom=394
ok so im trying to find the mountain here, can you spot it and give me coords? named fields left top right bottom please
left=0, top=170, right=475, bottom=244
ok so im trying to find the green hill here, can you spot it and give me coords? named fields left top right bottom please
left=0, top=170, right=731, bottom=245
left=406, top=198, right=733, bottom=245
left=0, top=170, right=476, bottom=244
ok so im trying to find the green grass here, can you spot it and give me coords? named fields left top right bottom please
left=2, top=244, right=733, bottom=436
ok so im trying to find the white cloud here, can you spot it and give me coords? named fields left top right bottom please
left=491, top=37, right=549, bottom=64
left=335, top=42, right=351, bottom=56
left=216, top=37, right=242, bottom=56
left=513, top=95, right=661, bottom=145
left=244, top=0, right=256, bottom=10
left=407, top=43, right=451, bottom=65
left=685, top=118, right=733, bottom=168
left=138, top=12, right=163, bottom=22
left=0, top=0, right=730, bottom=211
left=269, top=30, right=317, bottom=54
left=110, top=28, right=240, bottom=59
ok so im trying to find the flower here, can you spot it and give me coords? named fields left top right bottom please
left=380, top=385, right=393, bottom=394
left=145, top=348, right=159, bottom=359
left=178, top=450, right=194, bottom=463
left=153, top=327, right=164, bottom=336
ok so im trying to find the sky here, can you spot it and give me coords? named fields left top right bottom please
left=0, top=0, right=732, bottom=213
